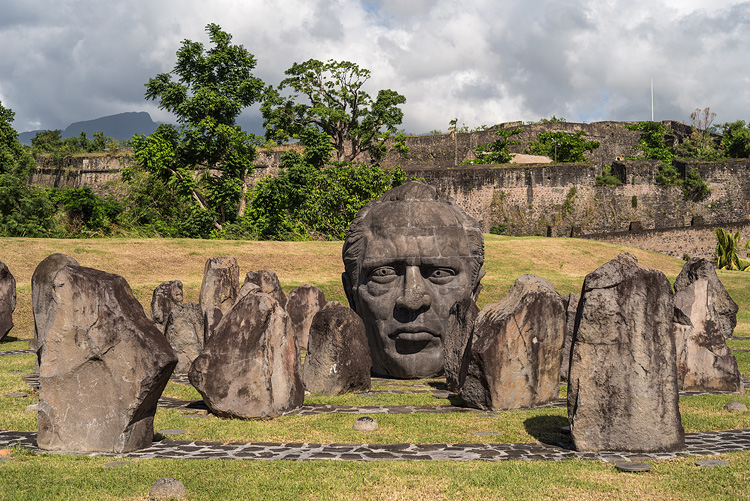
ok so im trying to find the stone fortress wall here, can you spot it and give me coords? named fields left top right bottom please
left=28, top=121, right=749, bottom=261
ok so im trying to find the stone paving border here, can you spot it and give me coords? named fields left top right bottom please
left=0, top=349, right=35, bottom=357
left=2, top=429, right=750, bottom=462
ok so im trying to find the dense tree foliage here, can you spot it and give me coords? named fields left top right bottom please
left=463, top=128, right=522, bottom=165
left=139, top=23, right=265, bottom=230
left=0, top=101, right=59, bottom=236
left=247, top=128, right=409, bottom=240
left=720, top=120, right=750, bottom=158
left=525, top=130, right=600, bottom=163
left=261, top=59, right=406, bottom=163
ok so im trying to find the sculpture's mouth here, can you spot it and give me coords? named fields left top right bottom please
left=391, top=330, right=439, bottom=355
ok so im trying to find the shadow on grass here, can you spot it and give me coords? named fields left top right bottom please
left=523, top=415, right=571, bottom=445
left=0, top=335, right=21, bottom=344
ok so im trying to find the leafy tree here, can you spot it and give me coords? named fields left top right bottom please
left=52, top=186, right=123, bottom=236
left=626, top=121, right=674, bottom=164
left=247, top=129, right=410, bottom=240
left=715, top=228, right=750, bottom=271
left=463, top=127, right=522, bottom=164
left=0, top=100, right=59, bottom=236
left=261, top=59, right=406, bottom=163
left=595, top=164, right=622, bottom=186
left=140, top=23, right=265, bottom=231
left=674, top=108, right=725, bottom=161
left=525, top=131, right=600, bottom=163
left=720, top=120, right=750, bottom=158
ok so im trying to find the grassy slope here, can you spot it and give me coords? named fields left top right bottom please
left=1, top=236, right=749, bottom=500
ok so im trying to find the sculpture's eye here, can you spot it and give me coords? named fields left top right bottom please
left=427, top=268, right=456, bottom=284
left=369, top=266, right=398, bottom=283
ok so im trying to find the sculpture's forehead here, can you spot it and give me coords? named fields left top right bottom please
left=369, top=200, right=462, bottom=230
left=364, top=201, right=471, bottom=262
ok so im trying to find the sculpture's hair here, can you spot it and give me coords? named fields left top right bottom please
left=342, top=181, right=485, bottom=297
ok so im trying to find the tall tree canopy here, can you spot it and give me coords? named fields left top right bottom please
left=261, top=59, right=406, bottom=163
left=138, top=23, right=265, bottom=230
left=0, top=101, right=57, bottom=236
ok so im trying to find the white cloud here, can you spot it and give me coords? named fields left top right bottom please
left=1, top=0, right=748, bottom=135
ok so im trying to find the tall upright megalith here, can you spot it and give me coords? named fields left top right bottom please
left=567, top=253, right=684, bottom=452
left=199, top=257, right=239, bottom=341
left=37, top=265, right=177, bottom=453
left=0, top=261, right=16, bottom=342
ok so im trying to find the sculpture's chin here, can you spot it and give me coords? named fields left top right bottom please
left=375, top=348, right=445, bottom=379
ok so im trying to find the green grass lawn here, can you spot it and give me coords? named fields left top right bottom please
left=1, top=236, right=750, bottom=500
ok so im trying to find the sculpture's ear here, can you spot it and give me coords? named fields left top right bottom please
left=471, top=268, right=486, bottom=303
left=342, top=272, right=356, bottom=312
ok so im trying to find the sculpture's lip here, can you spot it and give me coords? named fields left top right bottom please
left=390, top=329, right=439, bottom=342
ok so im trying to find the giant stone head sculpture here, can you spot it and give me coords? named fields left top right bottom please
left=342, top=181, right=485, bottom=379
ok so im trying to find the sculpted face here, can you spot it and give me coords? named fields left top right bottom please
left=344, top=186, right=482, bottom=379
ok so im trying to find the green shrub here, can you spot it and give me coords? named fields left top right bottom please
left=595, top=165, right=622, bottom=186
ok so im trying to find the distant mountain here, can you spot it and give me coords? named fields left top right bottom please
left=18, top=111, right=162, bottom=145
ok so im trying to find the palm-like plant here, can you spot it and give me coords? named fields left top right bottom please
left=715, top=228, right=750, bottom=270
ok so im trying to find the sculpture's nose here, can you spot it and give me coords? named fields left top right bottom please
left=395, top=266, right=431, bottom=312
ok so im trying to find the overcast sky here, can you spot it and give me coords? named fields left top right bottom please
left=1, top=0, right=749, bottom=135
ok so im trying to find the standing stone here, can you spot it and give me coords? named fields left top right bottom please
left=443, top=297, right=480, bottom=392
left=151, top=280, right=184, bottom=332
left=673, top=278, right=743, bottom=392
left=244, top=270, right=286, bottom=307
left=199, top=257, right=239, bottom=342
left=460, top=275, right=565, bottom=411
left=568, top=253, right=684, bottom=453
left=559, top=292, right=580, bottom=382
left=38, top=265, right=177, bottom=453
left=303, top=303, right=371, bottom=395
left=189, top=290, right=303, bottom=419
left=0, top=261, right=16, bottom=342
left=164, top=302, right=204, bottom=374
left=285, top=284, right=327, bottom=351
left=31, top=254, right=80, bottom=350
left=674, top=258, right=738, bottom=338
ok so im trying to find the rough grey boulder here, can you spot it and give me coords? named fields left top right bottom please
left=673, top=278, right=743, bottom=392
left=37, top=265, right=177, bottom=453
left=151, top=280, right=184, bottom=332
left=164, top=302, right=205, bottom=374
left=303, top=303, right=370, bottom=395
left=559, top=292, right=580, bottom=382
left=567, top=253, right=684, bottom=453
left=460, top=275, right=565, bottom=411
left=0, top=261, right=16, bottom=342
left=674, top=257, right=738, bottom=338
left=443, top=297, right=480, bottom=393
left=31, top=253, right=80, bottom=350
left=199, top=257, right=239, bottom=341
left=244, top=270, right=286, bottom=307
left=189, top=290, right=303, bottom=418
left=286, top=284, right=327, bottom=351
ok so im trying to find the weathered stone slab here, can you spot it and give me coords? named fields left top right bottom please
left=567, top=253, right=684, bottom=453
left=199, top=257, right=239, bottom=341
left=303, top=303, right=370, bottom=395
left=460, top=275, right=565, bottom=411
left=37, top=265, right=177, bottom=453
left=0, top=261, right=16, bottom=342
left=151, top=280, right=183, bottom=332
left=286, top=284, right=327, bottom=351
left=674, top=257, right=738, bottom=338
left=559, top=292, right=579, bottom=382
left=31, top=254, right=79, bottom=350
left=244, top=270, right=286, bottom=307
left=164, top=302, right=204, bottom=374
left=189, top=290, right=303, bottom=419
left=443, top=297, right=480, bottom=392
left=673, top=278, right=743, bottom=392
